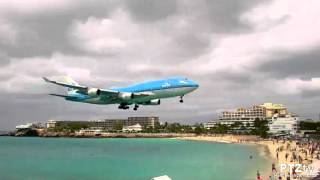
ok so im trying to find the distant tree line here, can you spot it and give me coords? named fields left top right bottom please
left=48, top=123, right=88, bottom=133
left=143, top=118, right=269, bottom=138
left=202, top=118, right=269, bottom=138
left=47, top=118, right=270, bottom=138
left=299, top=121, right=320, bottom=131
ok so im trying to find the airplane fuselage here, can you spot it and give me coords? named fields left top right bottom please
left=66, top=77, right=199, bottom=105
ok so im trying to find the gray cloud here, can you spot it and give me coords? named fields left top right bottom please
left=257, top=47, right=320, bottom=79
left=0, top=52, right=10, bottom=66
left=1, top=0, right=320, bottom=130
left=125, top=0, right=177, bottom=22
left=204, top=0, right=267, bottom=33
left=0, top=0, right=122, bottom=58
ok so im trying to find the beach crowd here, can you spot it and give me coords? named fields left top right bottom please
left=261, top=138, right=320, bottom=180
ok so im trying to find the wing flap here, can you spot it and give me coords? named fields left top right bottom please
left=49, top=93, right=69, bottom=98
left=99, top=89, right=119, bottom=96
left=43, top=77, right=88, bottom=92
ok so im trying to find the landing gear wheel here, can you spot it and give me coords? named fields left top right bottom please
left=179, top=96, right=184, bottom=103
left=133, top=104, right=139, bottom=111
left=118, top=104, right=130, bottom=110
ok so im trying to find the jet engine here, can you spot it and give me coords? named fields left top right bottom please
left=87, top=88, right=101, bottom=97
left=118, top=92, right=134, bottom=100
left=144, top=99, right=161, bottom=105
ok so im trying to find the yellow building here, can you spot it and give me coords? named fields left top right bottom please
left=260, top=103, right=288, bottom=118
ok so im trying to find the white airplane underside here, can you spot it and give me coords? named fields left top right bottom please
left=44, top=76, right=199, bottom=110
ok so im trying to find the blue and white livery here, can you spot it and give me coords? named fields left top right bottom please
left=43, top=76, right=199, bottom=110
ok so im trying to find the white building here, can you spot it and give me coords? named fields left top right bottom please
left=203, top=121, right=218, bottom=129
left=205, top=103, right=291, bottom=130
left=268, top=115, right=300, bottom=135
left=16, top=123, right=34, bottom=130
left=122, top=124, right=142, bottom=132
left=75, top=129, right=103, bottom=136
left=46, top=120, right=57, bottom=128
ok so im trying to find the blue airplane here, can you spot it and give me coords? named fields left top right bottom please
left=43, top=76, right=199, bottom=110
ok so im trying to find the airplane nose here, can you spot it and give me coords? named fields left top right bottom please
left=193, top=84, right=199, bottom=90
left=190, top=82, right=199, bottom=90
left=188, top=80, right=199, bottom=89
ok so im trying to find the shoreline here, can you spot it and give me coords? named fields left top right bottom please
left=178, top=135, right=320, bottom=180
left=10, top=129, right=198, bottom=138
left=175, top=135, right=273, bottom=179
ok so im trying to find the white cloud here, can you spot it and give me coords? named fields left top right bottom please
left=0, top=0, right=77, bottom=15
left=69, top=10, right=138, bottom=54
left=68, top=8, right=209, bottom=68
left=269, top=78, right=320, bottom=95
left=242, top=0, right=320, bottom=50
left=0, top=53, right=98, bottom=93
left=0, top=19, right=17, bottom=44
left=200, top=0, right=320, bottom=73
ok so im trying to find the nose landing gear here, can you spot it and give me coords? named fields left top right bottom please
left=133, top=104, right=139, bottom=111
left=179, top=96, right=184, bottom=103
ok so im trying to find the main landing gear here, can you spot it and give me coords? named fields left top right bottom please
left=133, top=104, right=139, bottom=111
left=179, top=96, right=184, bottom=103
left=118, top=104, right=139, bottom=110
left=118, top=104, right=129, bottom=110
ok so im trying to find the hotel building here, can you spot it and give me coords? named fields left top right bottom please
left=260, top=103, right=288, bottom=118
left=46, top=117, right=159, bottom=131
left=219, top=105, right=266, bottom=126
left=126, top=117, right=159, bottom=128
left=268, top=115, right=300, bottom=135
left=204, top=102, right=301, bottom=135
left=204, top=103, right=289, bottom=129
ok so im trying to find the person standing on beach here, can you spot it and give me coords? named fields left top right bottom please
left=272, top=163, right=277, bottom=173
left=292, top=166, right=296, bottom=179
left=286, top=172, right=290, bottom=180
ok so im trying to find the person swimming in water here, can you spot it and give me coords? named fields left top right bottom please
left=257, top=170, right=261, bottom=180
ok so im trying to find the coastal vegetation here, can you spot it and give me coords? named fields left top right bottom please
left=299, top=121, right=320, bottom=130
left=43, top=120, right=270, bottom=138
left=48, top=123, right=88, bottom=133
left=249, top=118, right=269, bottom=138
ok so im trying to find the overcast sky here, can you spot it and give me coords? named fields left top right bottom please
left=1, top=0, right=320, bottom=130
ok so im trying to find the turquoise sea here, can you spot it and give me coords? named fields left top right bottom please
left=0, top=137, right=270, bottom=180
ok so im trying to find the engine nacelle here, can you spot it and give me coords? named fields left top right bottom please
left=144, top=99, right=161, bottom=105
left=118, top=92, right=134, bottom=100
left=87, top=88, right=101, bottom=97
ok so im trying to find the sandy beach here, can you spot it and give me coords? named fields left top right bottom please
left=178, top=135, right=320, bottom=180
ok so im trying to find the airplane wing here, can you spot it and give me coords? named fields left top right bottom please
left=43, top=77, right=87, bottom=91
left=43, top=77, right=153, bottom=98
